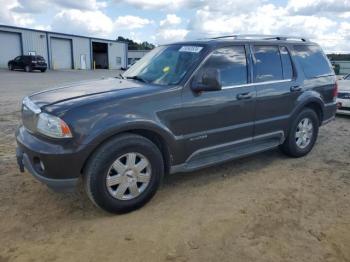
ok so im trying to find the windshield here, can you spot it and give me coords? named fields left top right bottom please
left=123, top=45, right=205, bottom=85
left=345, top=74, right=350, bottom=80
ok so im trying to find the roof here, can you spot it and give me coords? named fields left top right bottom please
left=171, top=35, right=316, bottom=46
left=0, top=24, right=127, bottom=44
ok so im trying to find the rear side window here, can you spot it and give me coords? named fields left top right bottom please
left=201, top=46, right=248, bottom=87
left=280, top=46, right=293, bottom=79
left=253, top=46, right=283, bottom=82
left=293, top=45, right=333, bottom=78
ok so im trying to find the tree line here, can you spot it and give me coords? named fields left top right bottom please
left=117, top=36, right=155, bottom=50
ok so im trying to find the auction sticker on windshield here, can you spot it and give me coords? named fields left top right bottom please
left=179, top=46, right=203, bottom=53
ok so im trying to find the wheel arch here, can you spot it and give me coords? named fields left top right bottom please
left=80, top=126, right=175, bottom=177
left=293, top=94, right=325, bottom=126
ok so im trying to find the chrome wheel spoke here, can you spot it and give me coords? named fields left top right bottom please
left=126, top=153, right=137, bottom=168
left=112, top=160, right=127, bottom=174
left=115, top=182, right=129, bottom=199
left=137, top=173, right=151, bottom=183
left=135, top=159, right=148, bottom=173
left=106, top=175, right=123, bottom=187
left=129, top=182, right=139, bottom=197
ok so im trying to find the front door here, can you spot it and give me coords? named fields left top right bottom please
left=181, top=45, right=256, bottom=160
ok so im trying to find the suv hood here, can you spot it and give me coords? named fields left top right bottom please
left=338, top=80, right=350, bottom=92
left=29, top=77, right=144, bottom=107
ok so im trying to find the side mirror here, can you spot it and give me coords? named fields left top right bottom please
left=191, top=68, right=222, bottom=92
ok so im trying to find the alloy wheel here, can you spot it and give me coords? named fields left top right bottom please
left=295, top=117, right=313, bottom=149
left=106, top=152, right=151, bottom=200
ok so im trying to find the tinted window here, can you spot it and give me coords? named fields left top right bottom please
left=280, top=46, right=293, bottom=79
left=200, top=46, right=247, bottom=87
left=293, top=45, right=333, bottom=78
left=253, top=46, right=283, bottom=82
left=344, top=74, right=350, bottom=80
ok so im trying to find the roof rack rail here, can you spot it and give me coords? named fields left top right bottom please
left=208, top=34, right=309, bottom=42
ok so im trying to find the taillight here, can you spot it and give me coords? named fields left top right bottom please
left=333, top=81, right=338, bottom=98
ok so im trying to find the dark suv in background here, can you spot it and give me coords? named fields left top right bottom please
left=16, top=35, right=337, bottom=213
left=8, top=55, right=47, bottom=72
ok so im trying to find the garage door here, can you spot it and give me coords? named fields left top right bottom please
left=0, top=31, right=21, bottom=68
left=51, top=38, right=73, bottom=69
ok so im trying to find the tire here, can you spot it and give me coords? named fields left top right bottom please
left=40, top=68, right=46, bottom=72
left=8, top=64, right=13, bottom=71
left=280, top=108, right=319, bottom=157
left=24, top=65, right=32, bottom=72
left=84, top=133, right=164, bottom=214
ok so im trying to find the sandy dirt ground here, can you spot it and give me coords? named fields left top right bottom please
left=0, top=70, right=349, bottom=262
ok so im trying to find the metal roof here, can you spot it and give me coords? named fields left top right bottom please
left=0, top=24, right=127, bottom=44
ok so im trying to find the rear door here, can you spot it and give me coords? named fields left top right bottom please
left=251, top=45, right=299, bottom=139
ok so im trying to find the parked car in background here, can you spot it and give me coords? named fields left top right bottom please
left=16, top=35, right=337, bottom=214
left=337, top=74, right=350, bottom=115
left=8, top=55, right=47, bottom=72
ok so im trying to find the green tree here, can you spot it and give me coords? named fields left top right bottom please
left=117, top=36, right=155, bottom=50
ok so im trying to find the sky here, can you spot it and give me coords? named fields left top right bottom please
left=1, top=0, right=350, bottom=52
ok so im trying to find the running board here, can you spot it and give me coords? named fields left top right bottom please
left=170, top=137, right=282, bottom=174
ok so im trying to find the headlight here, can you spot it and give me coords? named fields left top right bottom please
left=36, top=113, right=72, bottom=138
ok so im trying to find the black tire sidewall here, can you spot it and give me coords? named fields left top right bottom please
left=85, top=135, right=164, bottom=213
left=286, top=109, right=319, bottom=157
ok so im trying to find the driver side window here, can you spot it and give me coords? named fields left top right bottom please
left=199, top=46, right=248, bottom=87
left=15, top=56, right=21, bottom=61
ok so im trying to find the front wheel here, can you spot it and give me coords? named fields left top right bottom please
left=280, top=108, right=319, bottom=157
left=8, top=64, right=13, bottom=71
left=40, top=68, right=46, bottom=72
left=84, top=133, right=164, bottom=213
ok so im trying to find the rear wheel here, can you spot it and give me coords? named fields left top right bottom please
left=280, top=108, right=319, bottom=157
left=24, top=65, right=32, bottom=72
left=84, top=133, right=164, bottom=213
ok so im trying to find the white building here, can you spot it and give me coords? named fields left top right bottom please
left=128, top=50, right=149, bottom=66
left=0, top=24, right=128, bottom=70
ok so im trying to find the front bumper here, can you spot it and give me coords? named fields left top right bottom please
left=16, top=147, right=78, bottom=192
left=15, top=126, right=92, bottom=192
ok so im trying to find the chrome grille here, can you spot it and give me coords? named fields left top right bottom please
left=338, top=92, right=350, bottom=99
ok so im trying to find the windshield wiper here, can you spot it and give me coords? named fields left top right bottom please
left=126, top=75, right=148, bottom=83
left=116, top=73, right=125, bottom=79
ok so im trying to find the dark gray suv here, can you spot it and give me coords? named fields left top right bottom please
left=16, top=35, right=337, bottom=213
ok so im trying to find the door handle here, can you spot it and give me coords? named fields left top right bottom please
left=290, top=86, right=302, bottom=92
left=237, top=92, right=253, bottom=100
